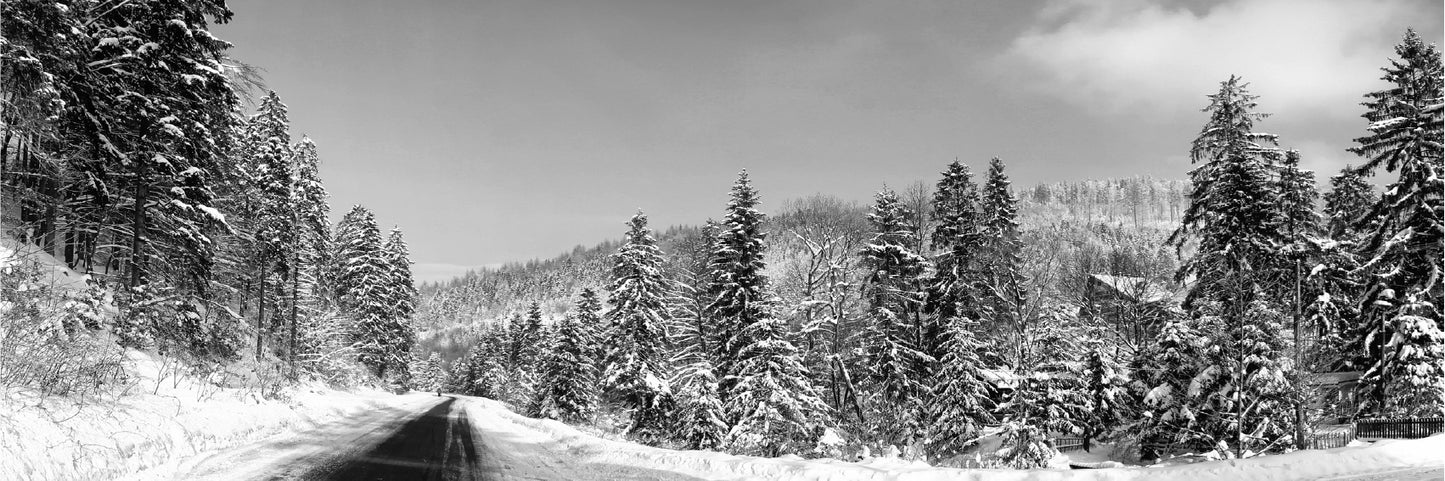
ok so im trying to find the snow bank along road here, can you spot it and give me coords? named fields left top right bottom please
left=143, top=393, right=1445, bottom=481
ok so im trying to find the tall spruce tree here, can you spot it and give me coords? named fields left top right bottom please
left=708, top=171, right=774, bottom=394
left=383, top=228, right=418, bottom=322
left=331, top=205, right=401, bottom=378
left=980, top=157, right=1028, bottom=367
left=603, top=212, right=676, bottom=440
left=926, top=161, right=985, bottom=363
left=708, top=171, right=829, bottom=456
left=379, top=228, right=417, bottom=376
left=287, top=137, right=331, bottom=375
left=1307, top=168, right=1376, bottom=367
left=1346, top=29, right=1445, bottom=416
left=237, top=91, right=297, bottom=359
left=857, top=188, right=933, bottom=447
left=1168, top=77, right=1296, bottom=456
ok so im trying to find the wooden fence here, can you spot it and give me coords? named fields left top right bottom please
left=1305, top=426, right=1355, bottom=450
left=1054, top=437, right=1087, bottom=452
left=1355, top=417, right=1443, bottom=440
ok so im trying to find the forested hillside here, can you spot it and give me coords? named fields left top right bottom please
left=2, top=1, right=422, bottom=395
left=417, top=29, right=1442, bottom=466
left=415, top=176, right=1186, bottom=362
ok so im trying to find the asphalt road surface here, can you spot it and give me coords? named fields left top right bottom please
left=177, top=395, right=509, bottom=481
left=298, top=397, right=504, bottom=481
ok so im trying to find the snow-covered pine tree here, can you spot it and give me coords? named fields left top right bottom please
left=1168, top=77, right=1297, bottom=456
left=1170, top=76, right=1290, bottom=303
left=291, top=137, right=333, bottom=290
left=1307, top=168, right=1375, bottom=368
left=926, top=161, right=986, bottom=363
left=669, top=356, right=728, bottom=450
left=383, top=228, right=419, bottom=321
left=504, top=303, right=546, bottom=405
left=375, top=228, right=419, bottom=377
left=1135, top=319, right=1207, bottom=458
left=857, top=188, right=933, bottom=448
left=707, top=172, right=831, bottom=456
left=331, top=205, right=399, bottom=378
left=424, top=352, right=446, bottom=392
left=369, top=228, right=416, bottom=379
left=533, top=312, right=599, bottom=422
left=407, top=350, right=429, bottom=390
left=604, top=212, right=676, bottom=441
left=236, top=91, right=298, bottom=359
left=575, top=288, right=608, bottom=372
left=1323, top=168, right=1378, bottom=242
left=286, top=137, right=332, bottom=375
left=66, top=0, right=236, bottom=296
left=457, top=327, right=509, bottom=398
left=1276, top=151, right=1321, bottom=344
left=1277, top=151, right=1321, bottom=244
left=980, top=157, right=1028, bottom=366
left=926, top=314, right=993, bottom=460
left=1189, top=299, right=1293, bottom=457
left=3, top=1, right=244, bottom=363
left=1080, top=346, right=1129, bottom=450
left=1275, top=150, right=1322, bottom=444
left=994, top=416, right=1055, bottom=469
left=1346, top=29, right=1445, bottom=416
left=333, top=206, right=378, bottom=310
left=708, top=171, right=773, bottom=395
left=997, top=316, right=1088, bottom=466
left=724, top=312, right=833, bottom=457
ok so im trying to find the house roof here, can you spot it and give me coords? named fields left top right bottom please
left=1087, top=274, right=1185, bottom=304
left=1306, top=371, right=1362, bottom=386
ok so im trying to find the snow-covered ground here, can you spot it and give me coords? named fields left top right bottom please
left=116, top=391, right=1445, bottom=481
left=0, top=350, right=395, bottom=481
left=452, top=396, right=1444, bottom=481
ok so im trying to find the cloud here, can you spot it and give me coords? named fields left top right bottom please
left=1002, top=0, right=1430, bottom=119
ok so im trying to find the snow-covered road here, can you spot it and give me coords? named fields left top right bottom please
left=128, top=393, right=1444, bottom=481
left=164, top=394, right=709, bottom=480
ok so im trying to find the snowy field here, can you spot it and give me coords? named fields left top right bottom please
left=78, top=390, right=1444, bottom=481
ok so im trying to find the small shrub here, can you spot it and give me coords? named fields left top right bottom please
left=0, top=256, right=127, bottom=398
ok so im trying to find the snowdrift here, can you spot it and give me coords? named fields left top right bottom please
left=0, top=351, right=393, bottom=481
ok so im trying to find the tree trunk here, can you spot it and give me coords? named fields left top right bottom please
left=130, top=152, right=148, bottom=287
left=256, top=263, right=266, bottom=360
left=290, top=252, right=300, bottom=378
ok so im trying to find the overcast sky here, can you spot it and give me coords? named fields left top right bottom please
left=214, top=0, right=1443, bottom=284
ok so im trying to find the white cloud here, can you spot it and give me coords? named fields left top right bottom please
left=1004, top=0, right=1428, bottom=119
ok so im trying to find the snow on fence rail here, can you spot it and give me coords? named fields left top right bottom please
left=1355, top=417, right=1443, bottom=439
